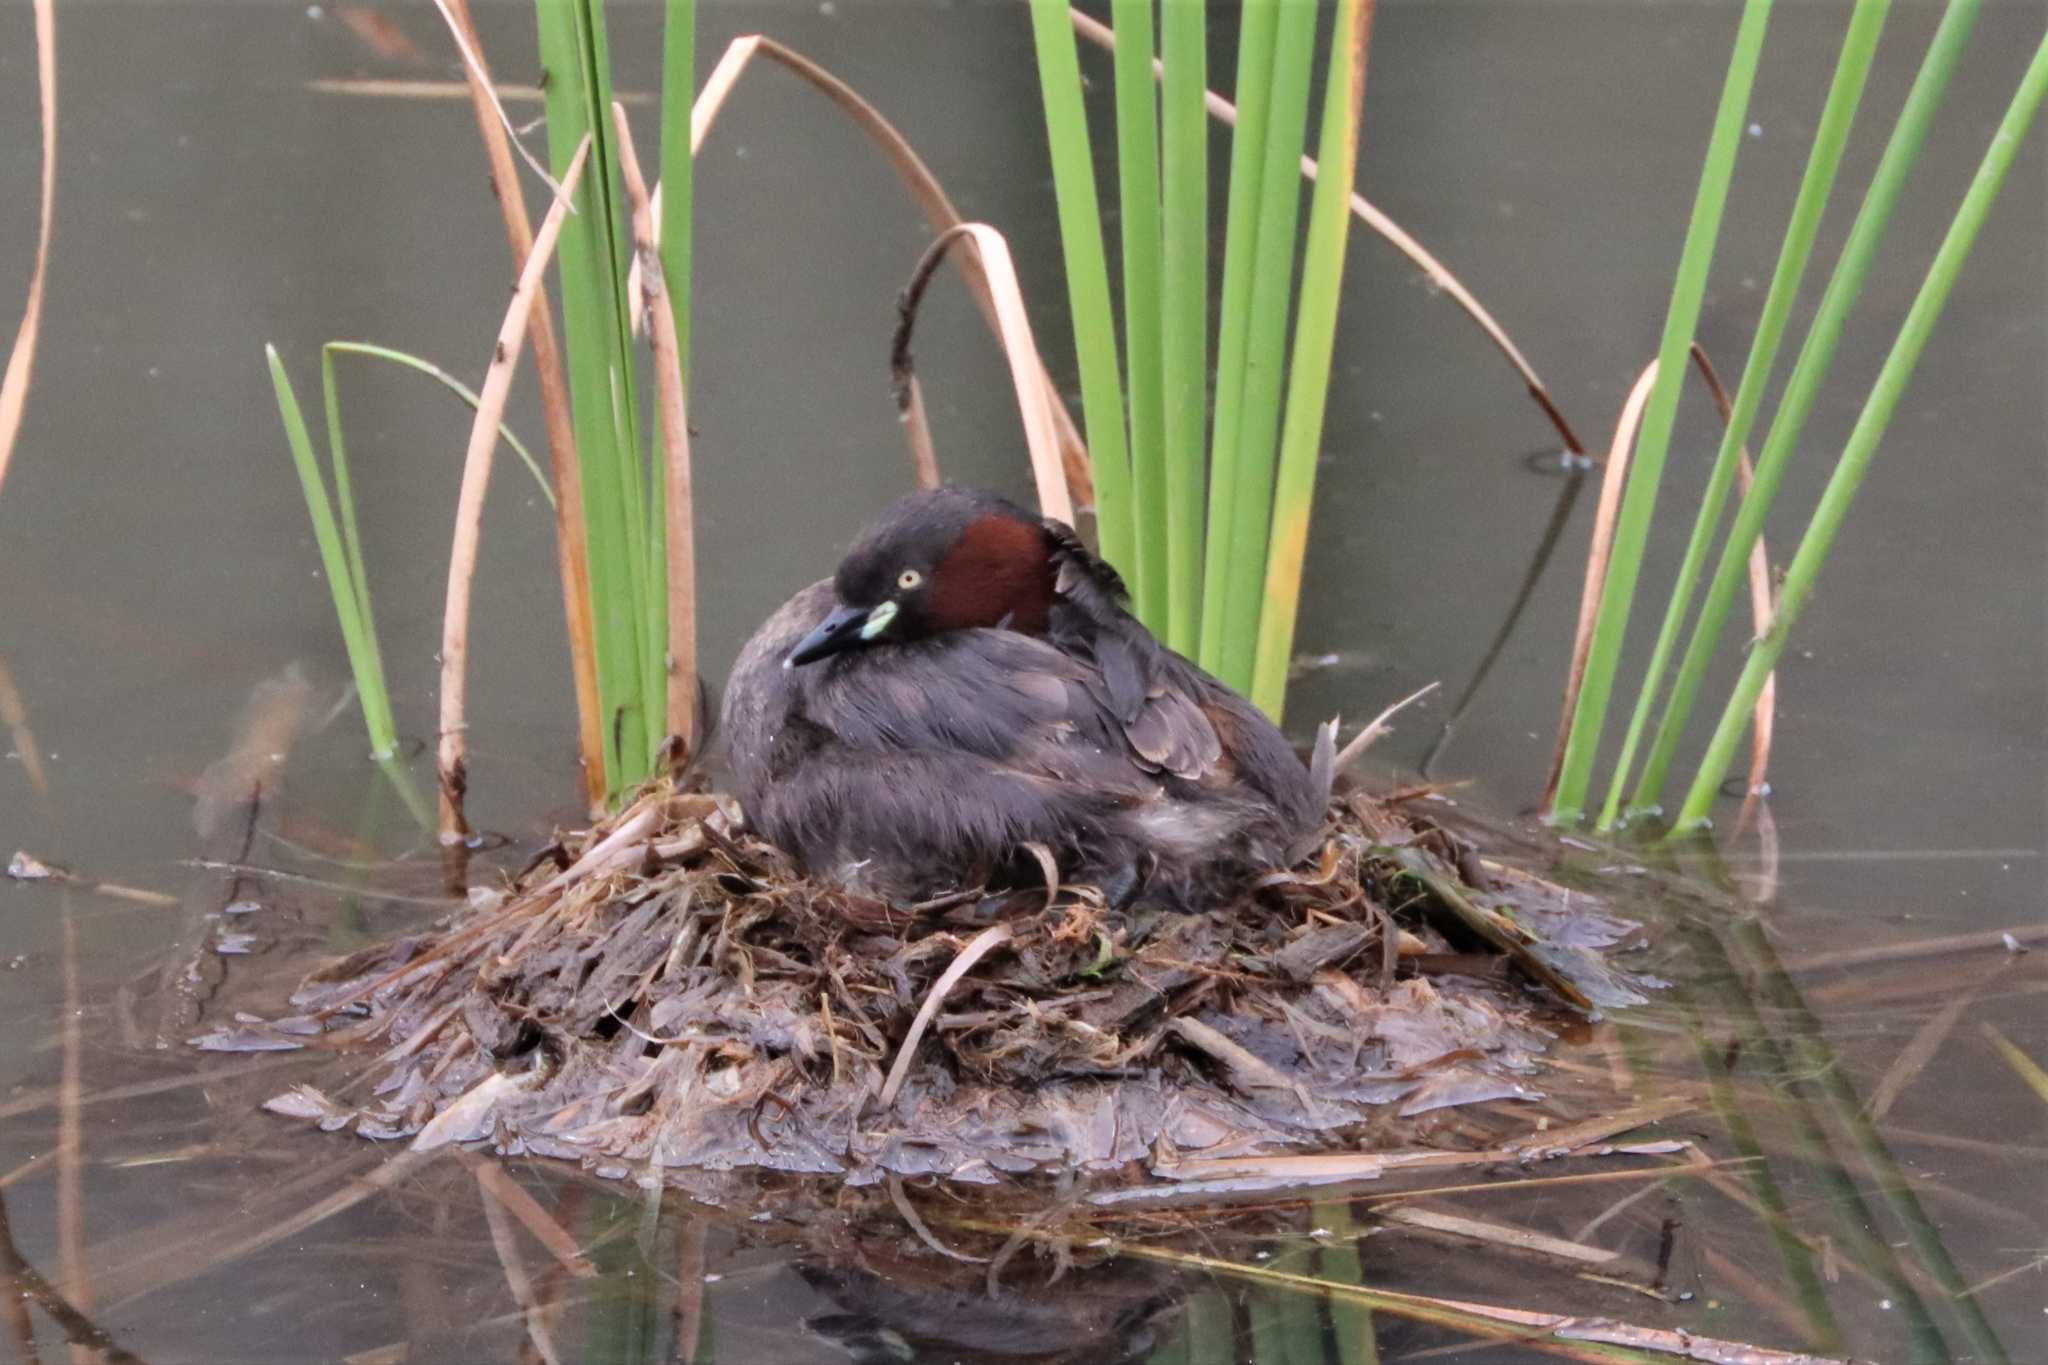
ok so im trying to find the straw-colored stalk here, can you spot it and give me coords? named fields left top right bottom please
left=1248, top=0, right=1379, bottom=719
left=1069, top=6, right=1590, bottom=463
left=0, top=0, right=55, bottom=500
left=436, top=0, right=607, bottom=814
left=895, top=227, right=1076, bottom=525
left=1548, top=0, right=1774, bottom=823
left=611, top=102, right=698, bottom=763
left=437, top=138, right=593, bottom=840
left=1673, top=27, right=2048, bottom=832
left=1539, top=362, right=1657, bottom=812
left=644, top=33, right=1095, bottom=511
left=0, top=657, right=49, bottom=798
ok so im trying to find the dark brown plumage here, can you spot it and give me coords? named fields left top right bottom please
left=721, top=487, right=1322, bottom=907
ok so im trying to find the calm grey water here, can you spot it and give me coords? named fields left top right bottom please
left=0, top=2, right=2042, bottom=1362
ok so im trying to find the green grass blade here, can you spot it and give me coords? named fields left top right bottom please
left=1028, top=1, right=1140, bottom=610
left=1634, top=0, right=1980, bottom=816
left=1597, top=0, right=1890, bottom=829
left=1158, top=0, right=1208, bottom=654
left=323, top=341, right=554, bottom=507
left=1249, top=0, right=1373, bottom=720
left=1673, top=22, right=2048, bottom=834
left=1219, top=1, right=1319, bottom=692
left=660, top=0, right=693, bottom=389
left=1198, top=0, right=1282, bottom=675
left=264, top=345, right=398, bottom=759
left=320, top=345, right=381, bottom=665
left=1546, top=0, right=1773, bottom=823
left=1110, top=0, right=1165, bottom=632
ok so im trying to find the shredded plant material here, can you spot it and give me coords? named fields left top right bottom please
left=244, top=782, right=1657, bottom=1184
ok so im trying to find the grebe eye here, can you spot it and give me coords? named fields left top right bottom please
left=897, top=568, right=923, bottom=591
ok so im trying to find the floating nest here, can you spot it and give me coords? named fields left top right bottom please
left=243, top=781, right=1657, bottom=1185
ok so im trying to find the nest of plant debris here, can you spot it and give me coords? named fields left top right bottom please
left=248, top=782, right=1654, bottom=1184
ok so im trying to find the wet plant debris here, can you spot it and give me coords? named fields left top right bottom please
left=245, top=781, right=1658, bottom=1184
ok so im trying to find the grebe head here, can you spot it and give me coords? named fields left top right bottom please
left=785, top=488, right=1056, bottom=668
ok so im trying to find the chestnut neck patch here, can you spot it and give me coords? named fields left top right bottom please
left=927, top=514, right=1054, bottom=634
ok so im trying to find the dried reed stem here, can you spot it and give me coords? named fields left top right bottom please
left=58, top=908, right=93, bottom=1365
left=1332, top=681, right=1441, bottom=776
left=611, top=102, right=698, bottom=762
left=892, top=226, right=1073, bottom=524
left=437, top=0, right=607, bottom=815
left=0, top=0, right=56, bottom=499
left=1541, top=360, right=1657, bottom=811
left=657, top=34, right=1095, bottom=507
left=0, top=657, right=49, bottom=799
left=878, top=922, right=1015, bottom=1108
left=437, top=138, right=593, bottom=841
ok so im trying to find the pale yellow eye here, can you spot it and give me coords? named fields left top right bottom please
left=897, top=568, right=923, bottom=591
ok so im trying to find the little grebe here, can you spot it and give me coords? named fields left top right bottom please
left=722, top=487, right=1321, bottom=907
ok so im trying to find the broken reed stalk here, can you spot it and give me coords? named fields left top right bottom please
left=893, top=226, right=1076, bottom=525
left=437, top=137, right=593, bottom=840
left=437, top=0, right=607, bottom=814
left=1673, top=25, right=2048, bottom=833
left=1248, top=0, right=1377, bottom=720
left=610, top=102, right=698, bottom=763
left=0, top=0, right=54, bottom=501
left=1595, top=0, right=1890, bottom=830
left=475, top=1168, right=565, bottom=1365
left=1540, top=361, right=1657, bottom=812
left=651, top=33, right=1094, bottom=507
left=1068, top=6, right=1591, bottom=463
left=1548, top=0, right=1773, bottom=824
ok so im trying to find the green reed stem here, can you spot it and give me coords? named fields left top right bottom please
left=1109, top=0, right=1164, bottom=623
left=1217, top=0, right=1318, bottom=693
left=1597, top=0, right=1890, bottom=830
left=1158, top=0, right=1208, bottom=655
left=1249, top=0, right=1373, bottom=720
left=659, top=0, right=693, bottom=390
left=1028, top=0, right=1142, bottom=613
left=1674, top=22, right=2048, bottom=833
left=538, top=0, right=655, bottom=795
left=1547, top=0, right=1773, bottom=823
left=1636, top=0, right=1980, bottom=820
left=265, top=345, right=399, bottom=760
left=1198, top=0, right=1282, bottom=678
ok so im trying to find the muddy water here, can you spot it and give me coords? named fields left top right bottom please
left=0, top=1, right=2042, bottom=1361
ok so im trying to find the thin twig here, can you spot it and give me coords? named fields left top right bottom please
left=611, top=102, right=699, bottom=763
left=878, top=922, right=1015, bottom=1108
left=437, top=137, right=593, bottom=840
left=0, top=1192, right=142, bottom=1365
left=0, top=0, right=56, bottom=499
left=437, top=0, right=606, bottom=815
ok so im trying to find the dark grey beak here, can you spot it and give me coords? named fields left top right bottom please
left=785, top=603, right=873, bottom=668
